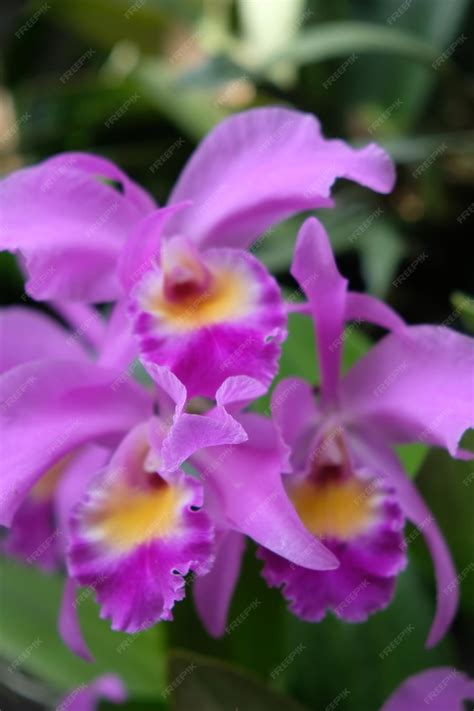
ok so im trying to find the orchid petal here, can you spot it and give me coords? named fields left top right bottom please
left=0, top=153, right=154, bottom=302
left=194, top=530, right=246, bottom=637
left=165, top=108, right=395, bottom=249
left=351, top=433, right=458, bottom=647
left=118, top=203, right=191, bottom=294
left=341, top=325, right=474, bottom=456
left=193, top=413, right=338, bottom=571
left=381, top=667, right=474, bottom=711
left=59, top=577, right=93, bottom=662
left=58, top=673, right=127, bottom=711
left=271, top=377, right=318, bottom=466
left=291, top=217, right=348, bottom=403
left=215, top=375, right=268, bottom=414
left=98, top=301, right=139, bottom=371
left=0, top=307, right=87, bottom=373
left=345, top=292, right=406, bottom=334
left=0, top=360, right=149, bottom=526
left=50, top=303, right=105, bottom=351
left=159, top=412, right=248, bottom=473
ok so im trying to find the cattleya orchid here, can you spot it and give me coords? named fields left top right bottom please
left=0, top=107, right=394, bottom=397
left=253, top=217, right=474, bottom=648
left=0, top=105, right=472, bottom=685
left=0, top=305, right=336, bottom=659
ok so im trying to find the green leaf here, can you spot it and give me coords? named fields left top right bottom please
left=264, top=21, right=439, bottom=70
left=415, top=432, right=474, bottom=621
left=395, top=443, right=430, bottom=478
left=280, top=566, right=456, bottom=710
left=343, top=0, right=470, bottom=129
left=166, top=650, right=309, bottom=710
left=50, top=0, right=198, bottom=55
left=358, top=219, right=405, bottom=298
left=0, top=558, right=165, bottom=697
left=450, top=291, right=474, bottom=333
left=134, top=60, right=228, bottom=141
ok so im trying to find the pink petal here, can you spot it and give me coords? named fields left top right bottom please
left=270, top=377, right=318, bottom=468
left=351, top=433, right=458, bottom=647
left=345, top=292, right=406, bottom=334
left=291, top=217, right=348, bottom=403
left=0, top=307, right=87, bottom=373
left=0, top=152, right=154, bottom=302
left=0, top=360, right=149, bottom=526
left=68, top=426, right=214, bottom=633
left=193, top=413, right=338, bottom=571
left=194, top=530, right=245, bottom=637
left=57, top=673, right=126, bottom=711
left=59, top=577, right=93, bottom=662
left=341, top=325, right=474, bottom=456
left=215, top=375, right=268, bottom=414
left=381, top=667, right=474, bottom=711
left=165, top=107, right=395, bottom=249
left=118, top=203, right=191, bottom=294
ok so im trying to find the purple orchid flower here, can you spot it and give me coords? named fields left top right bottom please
left=0, top=306, right=339, bottom=660
left=0, top=108, right=395, bottom=397
left=381, top=667, right=474, bottom=710
left=254, top=217, right=473, bottom=648
left=0, top=307, right=240, bottom=653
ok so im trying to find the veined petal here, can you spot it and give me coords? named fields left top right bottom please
left=159, top=412, right=248, bottom=473
left=193, top=413, right=338, bottom=571
left=165, top=107, right=395, bottom=249
left=0, top=152, right=154, bottom=302
left=132, top=248, right=287, bottom=398
left=0, top=307, right=87, bottom=373
left=67, top=423, right=214, bottom=632
left=0, top=360, right=149, bottom=526
left=341, top=325, right=474, bottom=456
left=291, top=218, right=348, bottom=403
left=194, top=530, right=246, bottom=637
left=143, top=366, right=250, bottom=472
left=215, top=375, right=268, bottom=414
left=381, top=667, right=474, bottom=711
